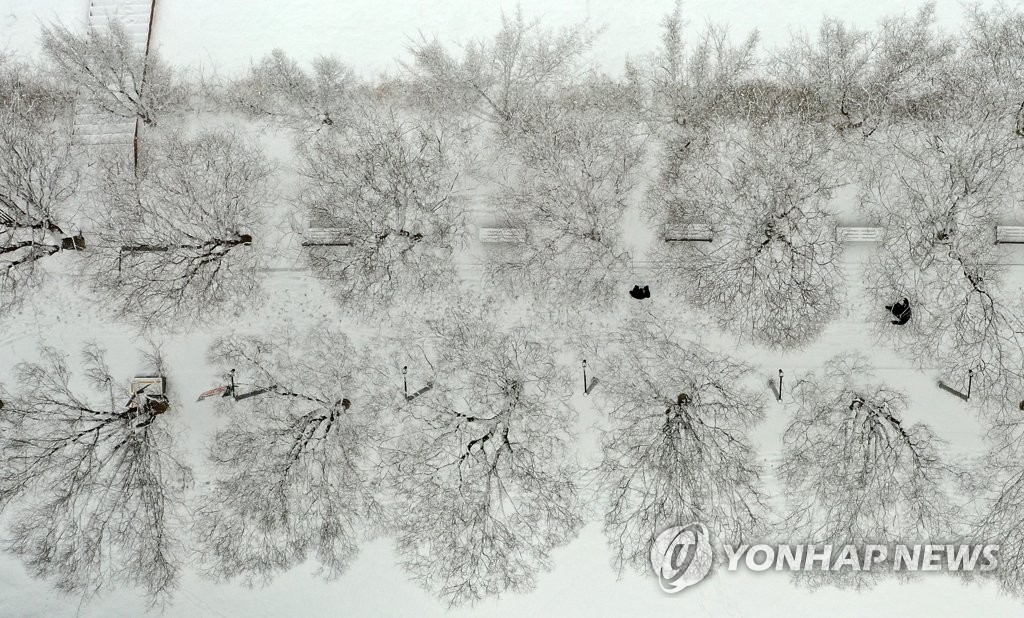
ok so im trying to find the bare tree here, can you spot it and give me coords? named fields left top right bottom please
left=484, top=96, right=644, bottom=314
left=592, top=317, right=769, bottom=574
left=630, top=1, right=759, bottom=173
left=0, top=98, right=81, bottom=317
left=41, top=20, right=184, bottom=126
left=779, top=355, right=960, bottom=586
left=381, top=304, right=583, bottom=605
left=224, top=49, right=359, bottom=133
left=85, top=129, right=272, bottom=329
left=0, top=345, right=189, bottom=603
left=403, top=7, right=599, bottom=134
left=861, top=118, right=1024, bottom=415
left=193, top=326, right=386, bottom=585
left=769, top=4, right=954, bottom=134
left=971, top=415, right=1024, bottom=597
left=960, top=4, right=1024, bottom=138
left=651, top=120, right=845, bottom=349
left=297, top=109, right=466, bottom=315
left=0, top=55, right=75, bottom=115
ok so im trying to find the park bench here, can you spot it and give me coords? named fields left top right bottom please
left=664, top=223, right=713, bottom=242
left=130, top=375, right=165, bottom=397
left=995, top=226, right=1024, bottom=244
left=837, top=226, right=884, bottom=242
left=301, top=227, right=353, bottom=247
left=479, top=227, right=528, bottom=244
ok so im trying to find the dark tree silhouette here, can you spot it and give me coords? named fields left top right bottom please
left=960, top=5, right=1024, bottom=138
left=972, top=416, right=1024, bottom=597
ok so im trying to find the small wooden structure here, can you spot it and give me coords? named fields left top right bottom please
left=130, top=375, right=165, bottom=396
left=61, top=233, right=86, bottom=251
left=128, top=375, right=169, bottom=416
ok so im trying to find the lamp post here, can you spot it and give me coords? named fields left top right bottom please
left=966, top=368, right=974, bottom=400
left=582, top=360, right=588, bottom=395
left=403, top=366, right=408, bottom=399
left=778, top=369, right=784, bottom=401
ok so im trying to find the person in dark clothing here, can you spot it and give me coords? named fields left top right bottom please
left=629, top=285, right=651, bottom=300
left=886, top=297, right=912, bottom=325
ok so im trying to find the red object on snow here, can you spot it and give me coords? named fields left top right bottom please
left=196, top=385, right=229, bottom=401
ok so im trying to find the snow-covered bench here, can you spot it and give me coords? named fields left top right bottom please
left=301, top=227, right=352, bottom=247
left=479, top=227, right=528, bottom=244
left=664, top=223, right=713, bottom=242
left=995, top=226, right=1024, bottom=244
left=130, top=375, right=165, bottom=396
left=837, top=226, right=884, bottom=242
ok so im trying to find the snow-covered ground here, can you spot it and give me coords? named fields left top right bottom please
left=3, top=0, right=1024, bottom=616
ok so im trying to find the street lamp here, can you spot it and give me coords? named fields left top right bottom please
left=402, top=366, right=408, bottom=399
left=778, top=369, right=784, bottom=401
left=582, top=360, right=588, bottom=395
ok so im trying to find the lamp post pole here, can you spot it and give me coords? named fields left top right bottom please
left=967, top=369, right=974, bottom=400
left=582, top=360, right=588, bottom=395
left=403, top=366, right=408, bottom=399
left=778, top=369, right=784, bottom=401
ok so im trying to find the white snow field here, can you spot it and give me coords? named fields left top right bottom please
left=2, top=0, right=1024, bottom=617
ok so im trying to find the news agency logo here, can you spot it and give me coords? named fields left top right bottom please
left=649, top=523, right=714, bottom=593
left=649, top=522, right=1000, bottom=594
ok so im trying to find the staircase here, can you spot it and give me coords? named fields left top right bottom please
left=72, top=0, right=155, bottom=148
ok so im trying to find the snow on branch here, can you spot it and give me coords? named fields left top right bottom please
left=382, top=303, right=582, bottom=606
left=484, top=93, right=644, bottom=314
left=862, top=117, right=1024, bottom=416
left=194, top=326, right=388, bottom=585
left=0, top=345, right=189, bottom=604
left=225, top=49, right=360, bottom=133
left=0, top=92, right=79, bottom=317
left=85, top=129, right=273, bottom=330
left=297, top=108, right=466, bottom=315
left=41, top=20, right=185, bottom=126
left=780, top=355, right=958, bottom=545
left=592, top=317, right=769, bottom=574
left=403, top=7, right=600, bottom=133
left=652, top=120, right=845, bottom=349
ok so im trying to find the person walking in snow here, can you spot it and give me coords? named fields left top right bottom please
left=886, top=297, right=912, bottom=325
left=629, top=284, right=650, bottom=300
